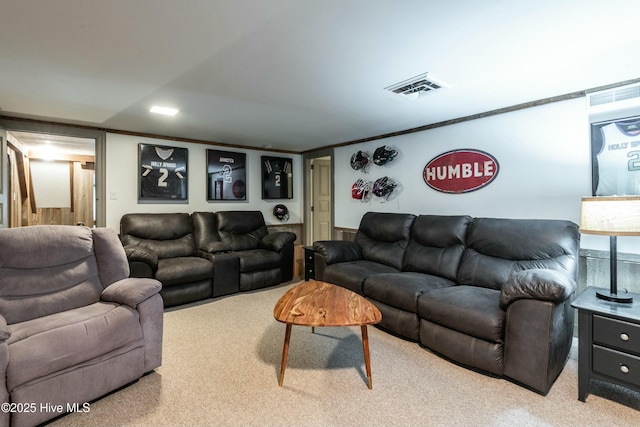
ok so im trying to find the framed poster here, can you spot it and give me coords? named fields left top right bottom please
left=207, top=149, right=246, bottom=201
left=139, top=144, right=188, bottom=202
left=591, top=115, right=640, bottom=196
left=262, top=156, right=293, bottom=199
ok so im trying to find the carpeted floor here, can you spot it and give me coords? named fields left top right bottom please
left=48, top=281, right=640, bottom=427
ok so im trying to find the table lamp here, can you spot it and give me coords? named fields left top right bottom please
left=580, top=196, right=640, bottom=303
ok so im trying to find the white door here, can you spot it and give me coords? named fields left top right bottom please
left=312, top=157, right=331, bottom=241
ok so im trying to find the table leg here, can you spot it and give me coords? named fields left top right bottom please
left=361, top=325, right=373, bottom=389
left=278, top=324, right=292, bottom=387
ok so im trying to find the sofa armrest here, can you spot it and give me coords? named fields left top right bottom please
left=102, top=277, right=162, bottom=309
left=199, top=241, right=233, bottom=253
left=313, top=240, right=363, bottom=265
left=0, top=315, right=9, bottom=343
left=499, top=269, right=576, bottom=309
left=124, top=245, right=158, bottom=270
left=260, top=231, right=296, bottom=252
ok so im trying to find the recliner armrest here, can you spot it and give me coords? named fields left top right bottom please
left=124, top=245, right=158, bottom=270
left=0, top=315, right=10, bottom=343
left=313, top=240, right=363, bottom=265
left=260, top=232, right=296, bottom=252
left=499, top=269, right=576, bottom=309
left=101, top=277, right=163, bottom=308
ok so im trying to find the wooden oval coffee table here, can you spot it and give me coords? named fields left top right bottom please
left=273, top=280, right=382, bottom=389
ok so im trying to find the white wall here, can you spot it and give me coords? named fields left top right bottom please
left=335, top=97, right=640, bottom=254
left=105, top=133, right=303, bottom=231
left=30, top=159, right=71, bottom=207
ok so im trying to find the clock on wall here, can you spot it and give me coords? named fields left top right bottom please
left=262, top=156, right=293, bottom=199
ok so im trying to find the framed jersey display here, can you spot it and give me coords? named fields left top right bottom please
left=139, top=144, right=188, bottom=202
left=591, top=115, right=640, bottom=196
left=207, top=149, right=247, bottom=201
left=261, top=156, right=293, bottom=199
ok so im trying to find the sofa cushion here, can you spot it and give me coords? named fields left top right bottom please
left=7, top=302, right=143, bottom=391
left=457, top=218, right=580, bottom=290
left=192, top=212, right=232, bottom=253
left=363, top=272, right=455, bottom=313
left=0, top=225, right=103, bottom=324
left=155, top=257, right=212, bottom=286
left=322, top=260, right=400, bottom=295
left=237, top=249, right=281, bottom=273
left=403, top=215, right=471, bottom=281
left=354, top=212, right=416, bottom=270
left=417, top=286, right=505, bottom=344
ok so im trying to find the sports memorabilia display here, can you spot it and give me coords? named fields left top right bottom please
left=273, top=204, right=290, bottom=221
left=372, top=176, right=397, bottom=200
left=591, top=115, right=640, bottom=196
left=139, top=144, right=188, bottom=201
left=372, top=145, right=398, bottom=166
left=350, top=150, right=370, bottom=172
left=262, top=156, right=293, bottom=199
left=207, top=149, right=247, bottom=200
left=352, top=178, right=372, bottom=202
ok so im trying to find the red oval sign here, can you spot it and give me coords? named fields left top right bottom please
left=423, top=149, right=499, bottom=193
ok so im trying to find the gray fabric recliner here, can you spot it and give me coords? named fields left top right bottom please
left=0, top=225, right=163, bottom=427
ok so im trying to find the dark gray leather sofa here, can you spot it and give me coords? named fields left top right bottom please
left=120, top=211, right=296, bottom=307
left=313, top=212, right=580, bottom=394
left=192, top=211, right=296, bottom=294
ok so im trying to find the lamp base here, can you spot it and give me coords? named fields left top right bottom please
left=596, top=290, right=633, bottom=303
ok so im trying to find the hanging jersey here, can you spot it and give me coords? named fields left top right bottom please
left=262, top=157, right=292, bottom=199
left=140, top=145, right=188, bottom=199
left=595, top=120, right=640, bottom=196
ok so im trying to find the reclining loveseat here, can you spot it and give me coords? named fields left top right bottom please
left=313, top=212, right=580, bottom=394
left=0, top=225, right=163, bottom=427
left=120, top=211, right=296, bottom=307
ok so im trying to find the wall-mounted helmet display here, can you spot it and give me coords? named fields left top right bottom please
left=372, top=176, right=397, bottom=200
left=351, top=178, right=372, bottom=202
left=372, top=145, right=398, bottom=166
left=273, top=204, right=290, bottom=222
left=350, top=150, right=370, bottom=172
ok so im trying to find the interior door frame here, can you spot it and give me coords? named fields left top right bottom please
left=0, top=117, right=107, bottom=227
left=302, top=147, right=334, bottom=245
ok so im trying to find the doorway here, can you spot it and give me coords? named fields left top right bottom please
left=303, top=150, right=333, bottom=245
left=6, top=131, right=96, bottom=227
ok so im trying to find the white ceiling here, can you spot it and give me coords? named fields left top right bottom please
left=1, top=0, right=639, bottom=153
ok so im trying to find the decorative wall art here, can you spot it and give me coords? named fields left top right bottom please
left=423, top=149, right=499, bottom=193
left=139, top=143, right=188, bottom=202
left=206, top=149, right=247, bottom=201
left=261, top=156, right=293, bottom=199
left=591, top=115, right=640, bottom=196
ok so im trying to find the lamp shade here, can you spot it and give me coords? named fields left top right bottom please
left=580, top=196, right=640, bottom=236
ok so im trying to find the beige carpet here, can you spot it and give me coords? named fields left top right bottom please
left=48, top=281, right=640, bottom=427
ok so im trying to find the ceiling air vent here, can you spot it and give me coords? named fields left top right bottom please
left=588, top=83, right=640, bottom=109
left=385, top=72, right=448, bottom=99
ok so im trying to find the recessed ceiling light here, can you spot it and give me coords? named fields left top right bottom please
left=150, top=105, right=179, bottom=116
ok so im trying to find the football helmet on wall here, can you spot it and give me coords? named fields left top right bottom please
left=372, top=176, right=397, bottom=200
left=372, top=145, right=398, bottom=166
left=273, top=204, right=290, bottom=222
left=350, top=150, right=370, bottom=172
left=351, top=178, right=372, bottom=202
